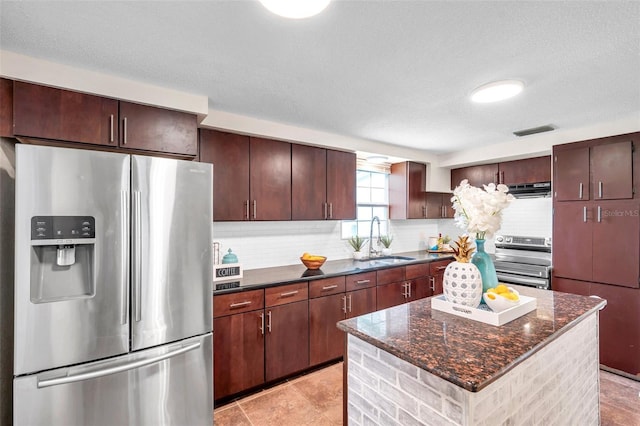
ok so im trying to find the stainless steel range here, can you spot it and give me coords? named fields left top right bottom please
left=493, top=235, right=552, bottom=290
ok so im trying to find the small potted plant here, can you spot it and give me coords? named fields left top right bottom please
left=348, top=235, right=367, bottom=259
left=380, top=235, right=393, bottom=256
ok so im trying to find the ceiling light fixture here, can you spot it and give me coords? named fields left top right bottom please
left=259, top=0, right=331, bottom=19
left=366, top=155, right=389, bottom=164
left=470, top=80, right=524, bottom=103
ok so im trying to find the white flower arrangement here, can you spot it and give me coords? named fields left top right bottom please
left=450, top=179, right=515, bottom=240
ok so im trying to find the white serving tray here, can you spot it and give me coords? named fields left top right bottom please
left=431, top=295, right=537, bottom=326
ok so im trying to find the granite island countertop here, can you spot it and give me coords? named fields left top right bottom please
left=337, top=286, right=606, bottom=392
left=213, top=250, right=454, bottom=294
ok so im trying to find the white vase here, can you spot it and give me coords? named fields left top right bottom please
left=353, top=251, right=363, bottom=260
left=442, top=261, right=483, bottom=308
left=381, top=248, right=392, bottom=256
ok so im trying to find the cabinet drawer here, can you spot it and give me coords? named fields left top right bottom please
left=346, top=271, right=376, bottom=291
left=406, top=263, right=429, bottom=279
left=309, top=276, right=345, bottom=298
left=377, top=267, right=405, bottom=286
left=214, top=289, right=264, bottom=318
left=265, top=282, right=309, bottom=307
left=429, top=259, right=452, bottom=275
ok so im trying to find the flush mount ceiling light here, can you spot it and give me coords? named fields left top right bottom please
left=366, top=155, right=389, bottom=164
left=470, top=80, right=525, bottom=103
left=259, top=0, right=331, bottom=19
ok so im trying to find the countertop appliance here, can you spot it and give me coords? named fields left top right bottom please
left=11, top=144, right=213, bottom=425
left=493, top=235, right=552, bottom=290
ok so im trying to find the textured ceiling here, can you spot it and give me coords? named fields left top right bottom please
left=1, top=1, right=639, bottom=154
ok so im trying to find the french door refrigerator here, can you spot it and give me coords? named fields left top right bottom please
left=13, top=144, right=213, bottom=425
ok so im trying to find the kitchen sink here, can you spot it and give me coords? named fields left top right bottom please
left=357, top=255, right=416, bottom=266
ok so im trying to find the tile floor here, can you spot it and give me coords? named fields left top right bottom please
left=214, top=363, right=640, bottom=426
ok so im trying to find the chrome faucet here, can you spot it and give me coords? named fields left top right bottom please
left=369, top=216, right=381, bottom=258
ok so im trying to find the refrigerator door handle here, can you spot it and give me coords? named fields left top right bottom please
left=121, top=190, right=130, bottom=325
left=37, top=341, right=201, bottom=389
left=133, top=190, right=142, bottom=322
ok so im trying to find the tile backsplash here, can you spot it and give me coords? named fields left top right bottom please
left=212, top=197, right=552, bottom=270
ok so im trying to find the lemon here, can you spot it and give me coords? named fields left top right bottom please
left=485, top=293, right=497, bottom=300
left=302, top=252, right=311, bottom=259
left=495, top=284, right=510, bottom=294
left=503, top=292, right=519, bottom=301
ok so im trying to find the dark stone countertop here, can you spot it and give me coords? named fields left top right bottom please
left=213, top=250, right=454, bottom=294
left=337, top=285, right=606, bottom=392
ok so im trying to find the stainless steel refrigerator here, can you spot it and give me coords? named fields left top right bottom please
left=11, top=144, right=213, bottom=425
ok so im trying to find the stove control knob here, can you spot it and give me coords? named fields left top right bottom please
left=496, top=236, right=504, bottom=243
left=505, top=236, right=512, bottom=243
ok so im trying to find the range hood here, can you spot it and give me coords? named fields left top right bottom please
left=507, top=182, right=552, bottom=198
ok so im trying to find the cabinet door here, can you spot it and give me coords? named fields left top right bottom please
left=13, top=81, right=119, bottom=146
left=429, top=259, right=452, bottom=296
left=1, top=78, right=13, bottom=137
left=591, top=141, right=634, bottom=200
left=554, top=147, right=590, bottom=201
left=390, top=162, right=426, bottom=219
left=309, top=293, right=345, bottom=366
left=347, top=287, right=377, bottom=318
left=551, top=277, right=591, bottom=295
left=199, top=129, right=250, bottom=221
left=451, top=164, right=499, bottom=189
left=265, top=300, right=309, bottom=381
left=326, top=149, right=356, bottom=220
left=552, top=203, right=593, bottom=281
left=498, top=156, right=551, bottom=185
left=119, top=101, right=197, bottom=156
left=592, top=200, right=639, bottom=288
left=589, top=283, right=640, bottom=376
left=410, top=277, right=430, bottom=301
left=292, top=144, right=326, bottom=220
left=213, top=311, right=265, bottom=400
left=376, top=282, right=408, bottom=310
left=250, top=137, right=292, bottom=221
left=425, top=193, right=454, bottom=219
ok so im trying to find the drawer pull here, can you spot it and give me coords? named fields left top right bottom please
left=322, top=285, right=338, bottom=291
left=436, top=266, right=448, bottom=271
left=229, top=301, right=252, bottom=309
left=356, top=279, right=371, bottom=284
left=280, top=290, right=299, bottom=297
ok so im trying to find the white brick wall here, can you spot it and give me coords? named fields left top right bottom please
left=346, top=312, right=599, bottom=425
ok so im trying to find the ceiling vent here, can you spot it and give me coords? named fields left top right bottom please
left=513, top=125, right=555, bottom=137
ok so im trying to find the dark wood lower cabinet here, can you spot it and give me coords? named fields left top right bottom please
left=347, top=287, right=376, bottom=318
left=376, top=281, right=409, bottom=310
left=309, top=293, right=345, bottom=366
left=265, top=300, right=309, bottom=381
left=213, top=310, right=265, bottom=400
left=429, top=259, right=452, bottom=295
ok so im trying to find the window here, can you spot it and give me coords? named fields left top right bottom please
left=341, top=170, right=389, bottom=239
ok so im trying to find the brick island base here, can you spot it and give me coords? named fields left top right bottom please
left=345, top=313, right=600, bottom=426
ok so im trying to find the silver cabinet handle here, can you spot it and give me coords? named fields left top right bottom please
left=259, top=312, right=265, bottom=335
left=597, top=205, right=602, bottom=223
left=598, top=181, right=603, bottom=199
left=121, top=190, right=130, bottom=325
left=229, top=301, right=252, bottom=308
left=579, top=182, right=583, bottom=199
left=109, top=114, right=115, bottom=143
left=253, top=200, right=257, bottom=219
left=322, top=285, right=338, bottom=291
left=324, top=202, right=328, bottom=220
left=347, top=294, right=352, bottom=313
left=500, top=171, right=505, bottom=184
left=132, top=191, right=142, bottom=322
left=245, top=200, right=250, bottom=220
left=342, top=296, right=347, bottom=314
left=356, top=279, right=371, bottom=285
left=495, top=172, right=499, bottom=184
left=280, top=290, right=299, bottom=297
left=408, top=282, right=412, bottom=298
left=436, top=265, right=447, bottom=271
left=329, top=203, right=333, bottom=219
left=429, top=276, right=436, bottom=292
left=583, top=206, right=587, bottom=223
left=402, top=282, right=409, bottom=298
left=267, top=311, right=272, bottom=333
left=122, top=117, right=128, bottom=144
left=38, top=341, right=201, bottom=388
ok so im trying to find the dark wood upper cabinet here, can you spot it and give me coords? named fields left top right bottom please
left=199, top=129, right=250, bottom=221
left=292, top=144, right=327, bottom=220
left=13, top=81, right=119, bottom=146
left=591, top=141, right=633, bottom=200
left=250, top=137, right=291, bottom=221
left=451, top=156, right=551, bottom=190
left=119, top=101, right=197, bottom=156
left=326, top=149, right=356, bottom=220
left=554, top=146, right=590, bottom=201
left=425, top=192, right=455, bottom=219
left=498, top=156, right=551, bottom=185
left=1, top=78, right=13, bottom=137
left=390, top=161, right=427, bottom=219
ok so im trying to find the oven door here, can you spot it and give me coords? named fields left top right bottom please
left=496, top=272, right=550, bottom=290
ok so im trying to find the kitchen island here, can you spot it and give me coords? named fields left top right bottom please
left=337, top=286, right=606, bottom=425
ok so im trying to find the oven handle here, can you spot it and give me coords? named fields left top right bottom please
left=496, top=273, right=548, bottom=287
